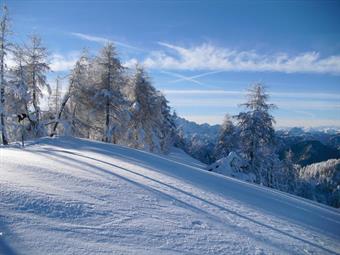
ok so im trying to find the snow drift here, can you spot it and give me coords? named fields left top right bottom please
left=0, top=137, right=339, bottom=255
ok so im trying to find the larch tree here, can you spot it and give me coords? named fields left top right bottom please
left=95, top=43, right=125, bottom=143
left=128, top=65, right=159, bottom=150
left=127, top=65, right=175, bottom=152
left=24, top=35, right=50, bottom=137
left=67, top=50, right=95, bottom=138
left=236, top=83, right=276, bottom=184
left=0, top=5, right=10, bottom=145
left=50, top=51, right=91, bottom=137
left=7, top=45, right=30, bottom=141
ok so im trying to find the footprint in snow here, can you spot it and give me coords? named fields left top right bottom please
left=191, top=220, right=205, bottom=228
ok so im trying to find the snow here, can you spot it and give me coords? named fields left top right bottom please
left=1, top=137, right=339, bottom=255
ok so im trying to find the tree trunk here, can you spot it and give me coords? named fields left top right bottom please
left=105, top=59, right=112, bottom=143
left=32, top=72, right=39, bottom=123
left=105, top=97, right=110, bottom=142
left=50, top=93, right=71, bottom=137
left=0, top=110, right=7, bottom=144
left=0, top=23, right=8, bottom=145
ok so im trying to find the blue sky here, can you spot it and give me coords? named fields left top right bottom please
left=5, top=0, right=340, bottom=127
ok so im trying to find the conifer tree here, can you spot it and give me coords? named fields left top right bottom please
left=24, top=35, right=50, bottom=137
left=236, top=83, right=276, bottom=183
left=95, top=43, right=125, bottom=143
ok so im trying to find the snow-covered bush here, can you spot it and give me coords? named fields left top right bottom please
left=207, top=152, right=256, bottom=182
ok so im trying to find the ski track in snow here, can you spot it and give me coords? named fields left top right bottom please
left=0, top=137, right=339, bottom=255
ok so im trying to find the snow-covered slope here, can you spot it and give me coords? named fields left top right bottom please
left=1, top=137, right=339, bottom=255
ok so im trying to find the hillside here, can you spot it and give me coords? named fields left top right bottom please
left=1, top=137, right=340, bottom=255
left=279, top=140, right=340, bottom=166
left=299, top=159, right=340, bottom=207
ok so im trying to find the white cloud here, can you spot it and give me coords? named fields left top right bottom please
left=123, top=58, right=139, bottom=68
left=5, top=52, right=77, bottom=72
left=141, top=42, right=340, bottom=75
left=71, top=32, right=142, bottom=51
left=50, top=53, right=78, bottom=72
left=163, top=89, right=340, bottom=100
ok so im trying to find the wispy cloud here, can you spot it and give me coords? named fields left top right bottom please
left=184, top=114, right=340, bottom=127
left=141, top=42, right=340, bottom=75
left=71, top=32, right=142, bottom=51
left=156, top=70, right=222, bottom=88
left=71, top=32, right=109, bottom=44
left=161, top=70, right=203, bottom=85
left=168, top=70, right=224, bottom=83
left=293, top=110, right=316, bottom=118
left=170, top=98, right=340, bottom=110
left=276, top=118, right=340, bottom=128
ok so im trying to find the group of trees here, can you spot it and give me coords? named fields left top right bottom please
left=0, top=6, right=175, bottom=153
left=213, top=85, right=340, bottom=207
left=212, top=84, right=294, bottom=189
left=174, top=84, right=338, bottom=207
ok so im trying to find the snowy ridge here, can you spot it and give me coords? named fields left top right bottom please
left=1, top=137, right=340, bottom=255
left=175, top=116, right=220, bottom=142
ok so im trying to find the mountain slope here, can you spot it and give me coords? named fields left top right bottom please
left=1, top=137, right=339, bottom=255
left=280, top=140, right=340, bottom=166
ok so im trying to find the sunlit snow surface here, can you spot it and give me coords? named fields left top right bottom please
left=1, top=137, right=339, bottom=255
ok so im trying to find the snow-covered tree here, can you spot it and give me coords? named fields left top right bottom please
left=214, top=114, right=238, bottom=160
left=0, top=5, right=10, bottom=145
left=6, top=45, right=30, bottom=142
left=23, top=35, right=50, bottom=137
left=50, top=51, right=92, bottom=137
left=128, top=65, right=160, bottom=151
left=94, top=43, right=125, bottom=143
left=69, top=51, right=96, bottom=138
left=128, top=65, right=156, bottom=149
left=236, top=84, right=276, bottom=184
left=127, top=65, right=175, bottom=152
